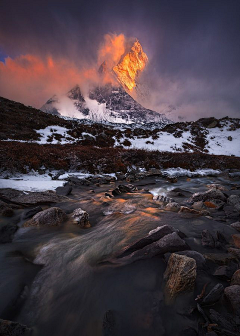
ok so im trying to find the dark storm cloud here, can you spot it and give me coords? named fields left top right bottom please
left=0, top=0, right=240, bottom=119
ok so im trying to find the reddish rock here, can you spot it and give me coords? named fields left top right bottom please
left=231, top=270, right=240, bottom=285
left=232, top=234, right=240, bottom=248
left=164, top=253, right=196, bottom=303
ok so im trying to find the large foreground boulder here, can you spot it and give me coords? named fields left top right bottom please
left=118, top=232, right=189, bottom=264
left=164, top=253, right=196, bottom=303
left=23, top=207, right=67, bottom=227
left=118, top=225, right=175, bottom=258
left=72, top=208, right=90, bottom=228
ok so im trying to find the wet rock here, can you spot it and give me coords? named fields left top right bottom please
left=232, top=234, right=240, bottom=248
left=154, top=195, right=174, bottom=204
left=105, top=193, right=112, bottom=198
left=23, top=207, right=67, bottom=227
left=224, top=285, right=240, bottom=315
left=102, top=310, right=116, bottom=336
left=164, top=253, right=196, bottom=302
left=190, top=189, right=227, bottom=203
left=179, top=206, right=201, bottom=215
left=118, top=225, right=175, bottom=258
left=202, top=283, right=224, bottom=305
left=72, top=208, right=90, bottom=228
left=177, top=251, right=206, bottom=269
left=119, top=232, right=189, bottom=264
left=0, top=224, right=18, bottom=243
left=12, top=191, right=64, bottom=205
left=213, top=265, right=237, bottom=280
left=56, top=184, right=72, bottom=196
left=224, top=205, right=240, bottom=220
left=231, top=270, right=240, bottom=285
left=165, top=202, right=180, bottom=212
left=192, top=201, right=204, bottom=210
left=22, top=206, right=43, bottom=220
left=231, top=222, right=240, bottom=232
left=204, top=199, right=225, bottom=210
left=228, top=195, right=240, bottom=207
left=201, top=230, right=215, bottom=248
left=0, top=319, right=32, bottom=335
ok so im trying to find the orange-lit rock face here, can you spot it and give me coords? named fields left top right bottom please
left=113, top=40, right=148, bottom=91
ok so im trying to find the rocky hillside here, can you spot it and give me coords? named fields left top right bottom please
left=1, top=96, right=240, bottom=157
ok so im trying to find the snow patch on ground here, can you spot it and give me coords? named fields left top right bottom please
left=206, top=126, right=240, bottom=156
left=0, top=173, right=65, bottom=192
left=128, top=131, right=193, bottom=152
left=36, top=126, right=74, bottom=144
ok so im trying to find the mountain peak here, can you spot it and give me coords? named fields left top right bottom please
left=113, top=39, right=148, bottom=91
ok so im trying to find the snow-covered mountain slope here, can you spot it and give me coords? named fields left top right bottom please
left=41, top=84, right=170, bottom=125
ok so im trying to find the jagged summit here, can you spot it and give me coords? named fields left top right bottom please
left=113, top=39, right=148, bottom=91
left=41, top=39, right=169, bottom=125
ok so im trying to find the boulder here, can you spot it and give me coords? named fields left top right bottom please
left=118, top=225, right=175, bottom=258
left=224, top=285, right=240, bottom=314
left=201, top=230, right=215, bottom=248
left=119, top=232, right=189, bottom=264
left=232, top=234, right=240, bottom=248
left=56, top=184, right=72, bottom=196
left=22, top=206, right=43, bottom=220
left=231, top=221, right=240, bottom=232
left=23, top=207, right=67, bottom=227
left=179, top=206, right=200, bottom=215
left=231, top=270, right=240, bottom=285
left=164, top=253, right=196, bottom=302
left=202, top=283, right=224, bottom=305
left=192, top=201, right=204, bottom=210
left=112, top=184, right=137, bottom=196
left=0, top=319, right=32, bottom=335
left=12, top=191, right=64, bottom=205
left=204, top=199, right=225, bottom=210
left=72, top=208, right=90, bottom=228
left=165, top=202, right=180, bottom=212
left=228, top=195, right=240, bottom=207
left=190, top=189, right=227, bottom=203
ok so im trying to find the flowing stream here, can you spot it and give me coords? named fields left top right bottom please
left=0, top=175, right=239, bottom=335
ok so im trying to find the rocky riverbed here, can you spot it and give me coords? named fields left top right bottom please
left=0, top=171, right=240, bottom=336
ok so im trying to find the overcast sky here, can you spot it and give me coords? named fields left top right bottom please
left=0, top=0, right=240, bottom=120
